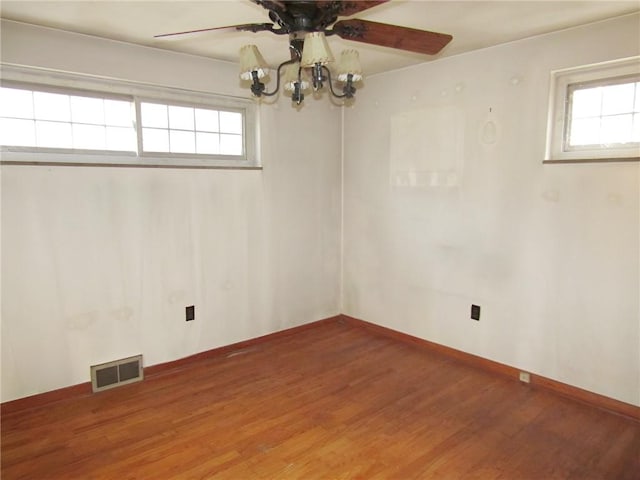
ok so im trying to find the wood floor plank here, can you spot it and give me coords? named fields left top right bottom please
left=2, top=319, right=638, bottom=479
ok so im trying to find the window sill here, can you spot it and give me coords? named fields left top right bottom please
left=543, top=157, right=639, bottom=164
left=0, top=150, right=262, bottom=170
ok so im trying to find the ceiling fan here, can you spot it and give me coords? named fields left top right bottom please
left=156, top=0, right=453, bottom=104
left=156, top=0, right=452, bottom=56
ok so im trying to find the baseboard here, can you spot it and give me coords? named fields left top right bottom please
left=0, top=382, right=93, bottom=416
left=1, top=315, right=340, bottom=415
left=144, top=315, right=339, bottom=377
left=339, top=314, right=640, bottom=422
left=4, top=314, right=638, bottom=422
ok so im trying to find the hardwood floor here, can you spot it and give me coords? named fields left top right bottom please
left=2, top=318, right=639, bottom=479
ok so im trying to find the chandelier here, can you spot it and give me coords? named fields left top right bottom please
left=239, top=32, right=362, bottom=105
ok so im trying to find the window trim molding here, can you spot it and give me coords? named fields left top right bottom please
left=544, top=56, right=640, bottom=164
left=0, top=63, right=260, bottom=169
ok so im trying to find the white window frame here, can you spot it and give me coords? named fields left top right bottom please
left=137, top=99, right=246, bottom=159
left=545, top=56, right=640, bottom=163
left=1, top=80, right=139, bottom=155
left=0, top=64, right=260, bottom=169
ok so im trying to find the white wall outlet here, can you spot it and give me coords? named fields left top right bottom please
left=519, top=371, right=531, bottom=383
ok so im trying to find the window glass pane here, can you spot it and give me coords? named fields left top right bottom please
left=220, top=133, right=243, bottom=155
left=631, top=114, right=640, bottom=143
left=601, top=114, right=633, bottom=144
left=36, top=120, right=72, bottom=148
left=571, top=87, right=602, bottom=119
left=73, top=124, right=106, bottom=150
left=169, top=130, right=195, bottom=153
left=141, top=103, right=168, bottom=128
left=34, top=92, right=71, bottom=122
left=106, top=126, right=136, bottom=151
left=569, top=117, right=600, bottom=146
left=105, top=100, right=133, bottom=127
left=71, top=96, right=105, bottom=125
left=195, top=108, right=219, bottom=132
left=601, top=83, right=635, bottom=116
left=196, top=132, right=219, bottom=154
left=635, top=82, right=640, bottom=113
left=168, top=105, right=194, bottom=130
left=0, top=118, right=36, bottom=146
left=219, top=111, right=242, bottom=134
left=142, top=127, right=169, bottom=152
left=0, top=88, right=34, bottom=119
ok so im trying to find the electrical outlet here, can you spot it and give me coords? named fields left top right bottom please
left=471, top=304, right=481, bottom=321
left=519, top=371, right=531, bottom=383
left=186, top=305, right=195, bottom=322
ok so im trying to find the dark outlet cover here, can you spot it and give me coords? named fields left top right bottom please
left=471, top=304, right=481, bottom=321
left=186, top=305, right=195, bottom=321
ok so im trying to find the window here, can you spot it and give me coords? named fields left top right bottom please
left=0, top=86, right=136, bottom=152
left=139, top=102, right=244, bottom=156
left=566, top=77, right=639, bottom=150
left=0, top=65, right=258, bottom=168
left=545, top=56, right=640, bottom=163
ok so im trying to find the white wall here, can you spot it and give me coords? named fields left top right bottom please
left=343, top=14, right=640, bottom=406
left=3, top=14, right=639, bottom=407
left=1, top=21, right=341, bottom=402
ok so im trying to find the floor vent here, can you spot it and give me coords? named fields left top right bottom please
left=90, top=355, right=143, bottom=393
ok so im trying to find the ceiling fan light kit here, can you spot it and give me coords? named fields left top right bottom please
left=238, top=44, right=269, bottom=80
left=300, top=31, right=335, bottom=66
left=283, top=62, right=310, bottom=92
left=337, top=50, right=363, bottom=82
left=157, top=0, right=453, bottom=107
left=239, top=31, right=361, bottom=105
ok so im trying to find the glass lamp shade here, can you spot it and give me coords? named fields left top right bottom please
left=282, top=63, right=310, bottom=92
left=337, top=49, right=362, bottom=82
left=300, top=32, right=335, bottom=67
left=239, top=44, right=268, bottom=80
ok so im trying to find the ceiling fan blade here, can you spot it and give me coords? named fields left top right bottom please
left=317, top=1, right=390, bottom=17
left=154, top=23, right=274, bottom=38
left=332, top=19, right=452, bottom=55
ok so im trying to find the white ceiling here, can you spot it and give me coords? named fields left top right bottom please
left=1, top=1, right=638, bottom=76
